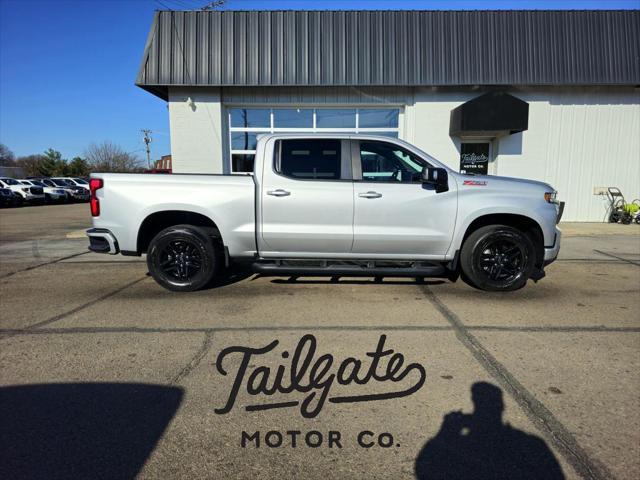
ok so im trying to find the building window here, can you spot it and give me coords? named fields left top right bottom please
left=227, top=107, right=401, bottom=173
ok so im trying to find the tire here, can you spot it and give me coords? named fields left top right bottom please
left=460, top=225, right=536, bottom=292
left=146, top=224, right=221, bottom=292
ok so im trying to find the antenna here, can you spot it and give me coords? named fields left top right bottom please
left=141, top=129, right=153, bottom=169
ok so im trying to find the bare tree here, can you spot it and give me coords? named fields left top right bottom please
left=0, top=143, right=15, bottom=166
left=84, top=141, right=143, bottom=173
left=14, top=155, right=46, bottom=177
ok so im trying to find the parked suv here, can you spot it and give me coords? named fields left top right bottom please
left=52, top=177, right=90, bottom=194
left=0, top=177, right=45, bottom=204
left=34, top=178, right=89, bottom=202
left=19, top=179, right=67, bottom=203
left=0, top=187, right=22, bottom=207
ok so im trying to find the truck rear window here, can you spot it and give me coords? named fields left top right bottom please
left=276, top=139, right=342, bottom=180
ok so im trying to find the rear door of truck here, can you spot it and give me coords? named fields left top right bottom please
left=256, top=137, right=354, bottom=256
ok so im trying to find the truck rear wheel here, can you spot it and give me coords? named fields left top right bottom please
left=460, top=225, right=536, bottom=292
left=147, top=224, right=220, bottom=292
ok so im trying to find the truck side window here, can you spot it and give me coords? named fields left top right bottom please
left=276, top=139, right=342, bottom=180
left=360, top=141, right=427, bottom=183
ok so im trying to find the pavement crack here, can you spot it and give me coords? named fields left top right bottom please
left=170, top=330, right=214, bottom=385
left=593, top=249, right=640, bottom=266
left=0, top=250, right=90, bottom=279
left=420, top=284, right=616, bottom=480
left=0, top=276, right=147, bottom=341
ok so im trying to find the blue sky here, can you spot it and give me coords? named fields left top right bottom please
left=1, top=0, right=638, bottom=161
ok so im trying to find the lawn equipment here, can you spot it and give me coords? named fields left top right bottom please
left=606, top=187, right=640, bottom=224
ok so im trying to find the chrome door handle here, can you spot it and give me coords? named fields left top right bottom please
left=358, top=191, right=383, bottom=199
left=267, top=189, right=291, bottom=197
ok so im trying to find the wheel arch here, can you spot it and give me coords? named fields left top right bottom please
left=137, top=210, right=222, bottom=254
left=460, top=213, right=545, bottom=268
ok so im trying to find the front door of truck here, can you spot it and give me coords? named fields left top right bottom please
left=351, top=139, right=457, bottom=257
left=259, top=138, right=354, bottom=256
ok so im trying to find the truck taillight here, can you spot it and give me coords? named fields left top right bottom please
left=90, top=178, right=103, bottom=217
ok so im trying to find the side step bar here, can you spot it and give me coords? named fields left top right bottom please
left=252, top=262, right=446, bottom=278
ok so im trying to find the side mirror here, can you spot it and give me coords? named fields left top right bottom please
left=421, top=167, right=449, bottom=193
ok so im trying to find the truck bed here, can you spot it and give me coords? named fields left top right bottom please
left=91, top=173, right=257, bottom=257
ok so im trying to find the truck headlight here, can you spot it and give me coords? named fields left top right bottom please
left=544, top=191, right=558, bottom=204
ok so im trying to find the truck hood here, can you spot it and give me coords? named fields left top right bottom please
left=452, top=172, right=555, bottom=193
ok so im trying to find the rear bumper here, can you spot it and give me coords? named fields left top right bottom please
left=543, top=227, right=562, bottom=265
left=86, top=228, right=119, bottom=255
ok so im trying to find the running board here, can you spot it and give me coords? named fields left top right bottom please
left=252, top=261, right=446, bottom=278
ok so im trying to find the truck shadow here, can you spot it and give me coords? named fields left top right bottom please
left=415, top=382, right=564, bottom=480
left=0, top=383, right=183, bottom=480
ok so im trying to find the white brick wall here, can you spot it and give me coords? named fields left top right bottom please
left=168, top=87, right=226, bottom=174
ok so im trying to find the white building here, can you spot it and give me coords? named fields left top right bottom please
left=136, top=10, right=640, bottom=222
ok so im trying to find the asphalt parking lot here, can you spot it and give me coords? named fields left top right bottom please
left=0, top=203, right=639, bottom=480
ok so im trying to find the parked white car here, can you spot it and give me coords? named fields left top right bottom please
left=37, top=178, right=90, bottom=202
left=0, top=177, right=45, bottom=204
left=19, top=179, right=67, bottom=203
left=52, top=177, right=89, bottom=193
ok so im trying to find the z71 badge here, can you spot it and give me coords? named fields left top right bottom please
left=463, top=180, right=488, bottom=186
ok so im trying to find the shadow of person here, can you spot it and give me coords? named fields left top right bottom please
left=0, top=383, right=183, bottom=480
left=415, top=382, right=564, bottom=480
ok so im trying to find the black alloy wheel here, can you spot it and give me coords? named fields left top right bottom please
left=159, top=240, right=203, bottom=281
left=147, top=224, right=220, bottom=292
left=476, top=237, right=526, bottom=284
left=460, top=225, right=536, bottom=292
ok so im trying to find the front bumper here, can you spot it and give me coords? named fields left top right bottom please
left=70, top=192, right=90, bottom=201
left=86, top=228, right=119, bottom=254
left=24, top=194, right=45, bottom=203
left=543, top=227, right=562, bottom=266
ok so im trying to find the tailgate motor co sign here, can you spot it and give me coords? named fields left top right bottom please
left=459, top=143, right=490, bottom=175
left=213, top=334, right=426, bottom=449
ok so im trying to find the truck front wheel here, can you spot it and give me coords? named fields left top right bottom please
left=147, top=224, right=220, bottom=292
left=460, top=225, right=536, bottom=292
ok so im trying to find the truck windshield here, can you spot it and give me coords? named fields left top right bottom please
left=2, top=178, right=20, bottom=185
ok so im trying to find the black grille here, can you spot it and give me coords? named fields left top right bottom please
left=30, top=187, right=44, bottom=195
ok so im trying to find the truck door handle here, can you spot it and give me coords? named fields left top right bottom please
left=267, top=189, right=291, bottom=197
left=358, top=191, right=383, bottom=199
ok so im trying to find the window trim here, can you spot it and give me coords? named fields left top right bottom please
left=352, top=139, right=432, bottom=184
left=227, top=107, right=402, bottom=174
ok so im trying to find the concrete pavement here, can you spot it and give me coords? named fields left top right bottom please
left=0, top=204, right=639, bottom=479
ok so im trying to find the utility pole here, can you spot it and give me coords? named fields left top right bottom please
left=141, top=129, right=152, bottom=169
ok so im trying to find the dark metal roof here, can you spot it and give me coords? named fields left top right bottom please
left=136, top=10, right=640, bottom=99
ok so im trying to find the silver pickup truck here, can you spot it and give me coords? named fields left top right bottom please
left=86, top=134, right=562, bottom=292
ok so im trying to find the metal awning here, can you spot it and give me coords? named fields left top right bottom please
left=449, top=92, right=529, bottom=137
